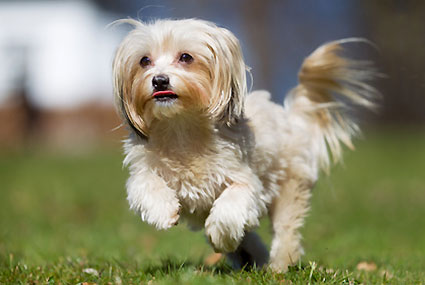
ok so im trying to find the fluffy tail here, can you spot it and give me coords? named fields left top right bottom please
left=286, top=39, right=380, bottom=172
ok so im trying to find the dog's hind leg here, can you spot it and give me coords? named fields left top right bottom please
left=226, top=231, right=269, bottom=270
left=268, top=178, right=312, bottom=272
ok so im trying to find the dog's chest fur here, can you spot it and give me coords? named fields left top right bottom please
left=148, top=140, right=242, bottom=227
left=126, top=117, right=252, bottom=227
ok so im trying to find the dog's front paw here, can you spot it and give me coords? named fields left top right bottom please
left=137, top=196, right=180, bottom=230
left=205, top=199, right=257, bottom=253
left=205, top=212, right=244, bottom=253
left=153, top=205, right=180, bottom=230
left=204, top=184, right=261, bottom=252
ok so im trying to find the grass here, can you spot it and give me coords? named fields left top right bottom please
left=1, top=128, right=425, bottom=283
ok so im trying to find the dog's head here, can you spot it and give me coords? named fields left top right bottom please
left=112, top=19, right=247, bottom=137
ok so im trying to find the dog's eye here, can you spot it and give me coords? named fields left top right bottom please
left=140, top=56, right=152, bottom=68
left=179, top=53, right=193, bottom=64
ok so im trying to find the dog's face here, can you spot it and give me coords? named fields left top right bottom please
left=113, top=19, right=247, bottom=137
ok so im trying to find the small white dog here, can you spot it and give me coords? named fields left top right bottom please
left=112, top=18, right=378, bottom=272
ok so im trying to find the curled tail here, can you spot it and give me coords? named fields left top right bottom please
left=286, top=39, right=380, bottom=172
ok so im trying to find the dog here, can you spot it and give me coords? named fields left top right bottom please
left=112, top=18, right=378, bottom=272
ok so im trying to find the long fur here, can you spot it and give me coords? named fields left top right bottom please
left=112, top=18, right=379, bottom=272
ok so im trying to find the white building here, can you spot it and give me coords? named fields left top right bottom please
left=0, top=0, right=122, bottom=109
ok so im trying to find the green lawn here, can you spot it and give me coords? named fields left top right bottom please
left=1, top=128, right=424, bottom=284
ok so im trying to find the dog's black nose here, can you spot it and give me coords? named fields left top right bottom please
left=152, top=75, right=170, bottom=91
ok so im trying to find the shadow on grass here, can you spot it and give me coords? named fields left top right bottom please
left=139, top=256, right=309, bottom=276
left=141, top=257, right=233, bottom=276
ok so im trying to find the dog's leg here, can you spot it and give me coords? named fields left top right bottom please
left=205, top=182, right=265, bottom=253
left=127, top=171, right=180, bottom=230
left=268, top=178, right=312, bottom=272
left=226, top=231, right=269, bottom=270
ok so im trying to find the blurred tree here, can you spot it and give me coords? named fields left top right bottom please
left=240, top=0, right=273, bottom=91
left=360, top=1, right=425, bottom=124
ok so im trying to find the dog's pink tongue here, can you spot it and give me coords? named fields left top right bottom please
left=153, top=91, right=176, bottom=97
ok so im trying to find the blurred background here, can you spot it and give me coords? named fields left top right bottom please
left=0, top=0, right=424, bottom=150
left=1, top=0, right=425, bottom=282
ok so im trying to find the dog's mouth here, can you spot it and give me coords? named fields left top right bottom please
left=152, top=90, right=179, bottom=103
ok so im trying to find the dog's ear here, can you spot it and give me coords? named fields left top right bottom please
left=112, top=19, right=149, bottom=139
left=208, top=27, right=247, bottom=126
